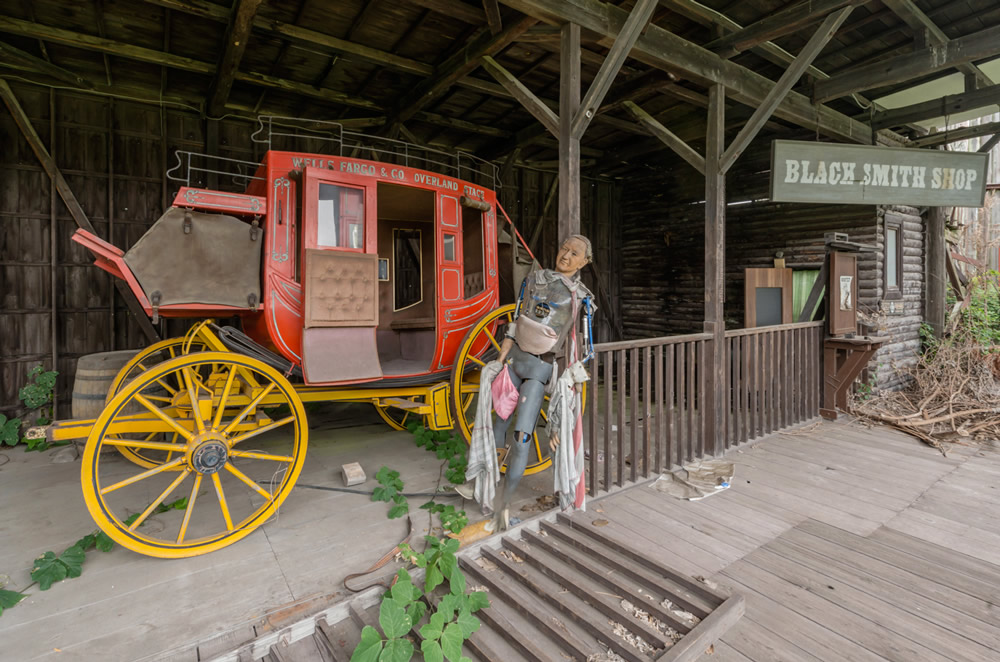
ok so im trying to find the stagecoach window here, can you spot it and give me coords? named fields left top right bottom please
left=317, top=183, right=364, bottom=250
left=394, top=229, right=422, bottom=311
left=462, top=207, right=485, bottom=297
left=443, top=234, right=457, bottom=262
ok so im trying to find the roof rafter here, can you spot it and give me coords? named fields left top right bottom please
left=813, top=23, right=1000, bottom=103
left=207, top=0, right=264, bottom=116
left=880, top=0, right=992, bottom=87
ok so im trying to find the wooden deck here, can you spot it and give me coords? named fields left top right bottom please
left=578, top=418, right=1000, bottom=662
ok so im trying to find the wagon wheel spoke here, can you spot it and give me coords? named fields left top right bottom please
left=225, top=463, right=274, bottom=500
left=230, top=450, right=296, bottom=463
left=230, top=415, right=295, bottom=446
left=100, top=457, right=188, bottom=495
left=213, top=365, right=238, bottom=430
left=176, top=474, right=202, bottom=543
left=212, top=473, right=234, bottom=531
left=101, top=438, right=187, bottom=453
left=127, top=470, right=191, bottom=531
left=223, top=383, right=276, bottom=435
left=135, top=395, right=195, bottom=442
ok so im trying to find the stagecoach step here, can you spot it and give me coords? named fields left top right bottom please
left=380, top=397, right=430, bottom=412
left=192, top=507, right=743, bottom=662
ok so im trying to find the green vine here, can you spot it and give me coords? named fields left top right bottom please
left=356, top=468, right=488, bottom=662
left=0, top=363, right=63, bottom=452
left=1, top=497, right=188, bottom=617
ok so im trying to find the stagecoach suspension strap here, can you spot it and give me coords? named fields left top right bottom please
left=213, top=325, right=303, bottom=378
left=343, top=516, right=413, bottom=593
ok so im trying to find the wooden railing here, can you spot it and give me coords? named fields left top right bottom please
left=724, top=322, right=824, bottom=449
left=584, top=321, right=824, bottom=496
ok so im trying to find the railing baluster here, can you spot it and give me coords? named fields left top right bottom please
left=630, top=346, right=639, bottom=483
left=643, top=345, right=652, bottom=478
left=665, top=344, right=675, bottom=470
left=588, top=350, right=598, bottom=498
left=603, top=349, right=612, bottom=494
left=655, top=344, right=664, bottom=474
left=687, top=341, right=696, bottom=464
left=616, top=349, right=625, bottom=489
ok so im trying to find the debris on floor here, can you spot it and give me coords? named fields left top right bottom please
left=621, top=599, right=683, bottom=645
left=651, top=460, right=734, bottom=500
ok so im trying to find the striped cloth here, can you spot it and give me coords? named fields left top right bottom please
left=465, top=360, right=503, bottom=511
left=550, top=360, right=589, bottom=511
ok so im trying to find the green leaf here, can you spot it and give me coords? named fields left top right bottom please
left=456, top=610, right=480, bottom=638
left=467, top=591, right=490, bottom=611
left=425, top=535, right=442, bottom=549
left=437, top=594, right=461, bottom=622
left=421, top=612, right=445, bottom=641
left=59, top=546, right=86, bottom=579
left=419, top=501, right=436, bottom=511
left=76, top=534, right=97, bottom=552
left=0, top=588, right=28, bottom=616
left=95, top=531, right=115, bottom=552
left=31, top=552, right=67, bottom=591
left=123, top=512, right=142, bottom=527
left=405, top=421, right=421, bottom=433
left=391, top=578, right=414, bottom=605
left=448, top=563, right=466, bottom=596
left=387, top=503, right=409, bottom=519
left=440, top=623, right=464, bottom=662
left=421, top=639, right=444, bottom=662
left=0, top=417, right=21, bottom=446
left=379, top=637, right=413, bottom=662
left=350, top=625, right=383, bottom=662
left=443, top=538, right=460, bottom=555
left=407, top=600, right=426, bottom=625
left=425, top=563, right=444, bottom=593
left=378, top=595, right=411, bottom=639
left=439, top=552, right=456, bottom=581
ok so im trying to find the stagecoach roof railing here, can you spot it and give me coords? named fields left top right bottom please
left=165, top=151, right=267, bottom=190
left=251, top=115, right=501, bottom=191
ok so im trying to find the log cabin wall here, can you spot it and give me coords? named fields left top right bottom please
left=620, top=147, right=926, bottom=391
left=0, top=81, right=622, bottom=417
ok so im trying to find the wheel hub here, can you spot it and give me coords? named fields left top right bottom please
left=189, top=436, right=229, bottom=474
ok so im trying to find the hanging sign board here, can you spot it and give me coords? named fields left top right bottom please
left=770, top=140, right=988, bottom=207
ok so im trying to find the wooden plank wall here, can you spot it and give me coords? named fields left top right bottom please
left=497, top=167, right=622, bottom=344
left=0, top=81, right=622, bottom=417
left=874, top=205, right=924, bottom=391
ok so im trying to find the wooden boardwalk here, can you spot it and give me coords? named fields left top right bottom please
left=579, top=418, right=1000, bottom=662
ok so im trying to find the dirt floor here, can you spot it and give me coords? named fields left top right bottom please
left=0, top=404, right=554, bottom=662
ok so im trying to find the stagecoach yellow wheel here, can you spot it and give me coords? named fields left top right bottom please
left=82, top=352, right=308, bottom=558
left=373, top=398, right=425, bottom=431
left=451, top=304, right=585, bottom=476
left=106, top=336, right=213, bottom=469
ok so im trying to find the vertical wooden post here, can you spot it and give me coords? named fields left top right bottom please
left=926, top=206, right=946, bottom=337
left=49, top=90, right=58, bottom=417
left=558, top=22, right=581, bottom=243
left=108, top=97, right=116, bottom=350
left=704, top=84, right=726, bottom=456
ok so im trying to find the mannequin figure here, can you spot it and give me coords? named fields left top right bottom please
left=490, top=234, right=594, bottom=529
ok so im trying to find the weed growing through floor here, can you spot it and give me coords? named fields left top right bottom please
left=357, top=468, right=488, bottom=662
left=0, top=363, right=65, bottom=452
left=404, top=424, right=469, bottom=534
left=0, top=497, right=189, bottom=618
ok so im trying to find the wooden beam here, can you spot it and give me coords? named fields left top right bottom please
left=703, top=0, right=864, bottom=59
left=0, top=39, right=94, bottom=89
left=0, top=79, right=160, bottom=344
left=483, top=0, right=502, bottom=34
left=558, top=22, right=580, bottom=242
left=500, top=0, right=874, bottom=143
left=570, top=0, right=657, bottom=140
left=813, top=23, right=1000, bottom=103
left=207, top=0, right=263, bottom=116
left=704, top=83, right=725, bottom=456
left=880, top=0, right=992, bottom=87
left=622, top=100, right=704, bottom=174
left=869, top=83, right=1000, bottom=130
left=979, top=133, right=1000, bottom=153
left=481, top=55, right=559, bottom=137
left=407, top=0, right=485, bottom=25
left=926, top=206, right=946, bottom=338
left=393, top=15, right=537, bottom=124
left=906, top=120, right=1000, bottom=148
left=720, top=7, right=854, bottom=174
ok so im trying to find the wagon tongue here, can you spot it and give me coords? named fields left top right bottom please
left=71, top=228, right=132, bottom=282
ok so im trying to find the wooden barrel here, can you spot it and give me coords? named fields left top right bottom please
left=72, top=350, right=139, bottom=420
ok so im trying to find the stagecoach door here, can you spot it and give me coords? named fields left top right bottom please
left=299, top=167, right=381, bottom=384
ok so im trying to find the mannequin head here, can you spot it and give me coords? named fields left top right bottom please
left=555, top=235, right=592, bottom=276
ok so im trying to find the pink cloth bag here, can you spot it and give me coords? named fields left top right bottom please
left=491, top=364, right=519, bottom=420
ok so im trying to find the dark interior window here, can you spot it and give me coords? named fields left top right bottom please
left=394, top=228, right=422, bottom=310
left=884, top=219, right=902, bottom=300
left=462, top=207, right=485, bottom=297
